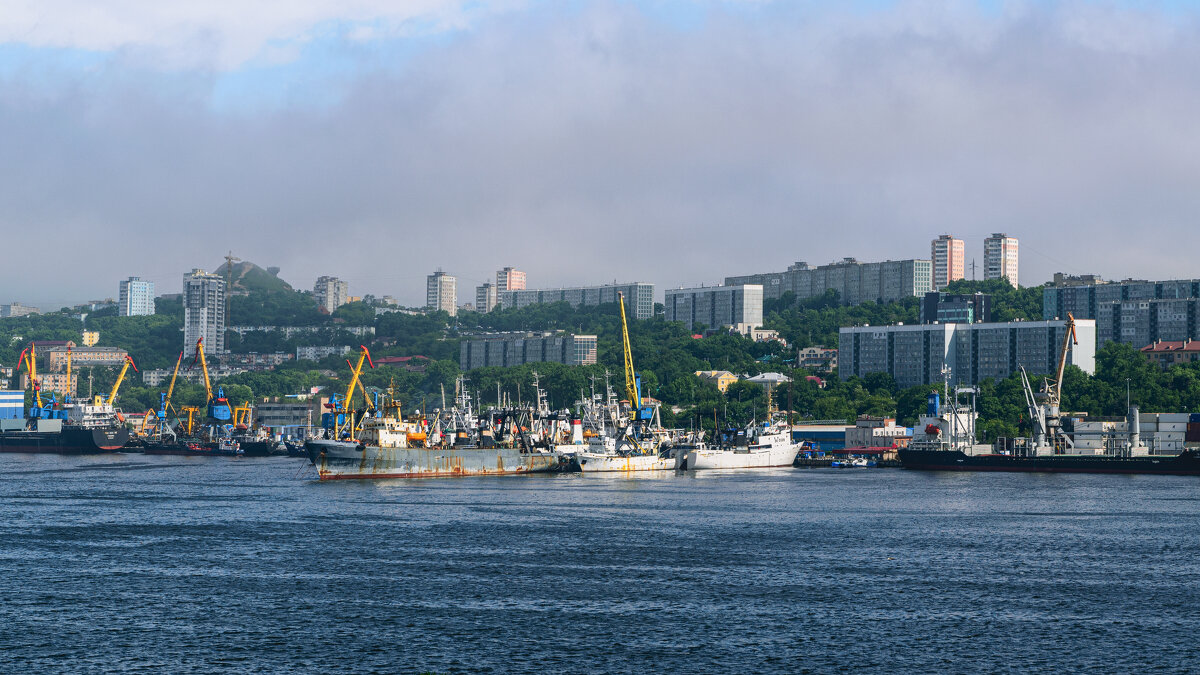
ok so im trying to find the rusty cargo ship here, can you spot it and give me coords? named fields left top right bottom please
left=305, top=383, right=578, bottom=480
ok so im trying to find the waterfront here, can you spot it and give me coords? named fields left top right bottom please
left=1, top=456, right=1198, bottom=673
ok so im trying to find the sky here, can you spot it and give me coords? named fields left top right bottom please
left=4, top=0, right=1200, bottom=309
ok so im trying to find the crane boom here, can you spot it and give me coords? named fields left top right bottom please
left=162, top=351, right=184, bottom=416
left=106, top=355, right=138, bottom=406
left=193, top=338, right=213, bottom=403
left=343, top=346, right=374, bottom=410
left=1051, top=312, right=1078, bottom=405
left=29, top=343, right=42, bottom=408
left=618, top=292, right=638, bottom=407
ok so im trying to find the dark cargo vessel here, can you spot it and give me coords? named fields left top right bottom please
left=899, top=446, right=1200, bottom=476
left=0, top=420, right=129, bottom=454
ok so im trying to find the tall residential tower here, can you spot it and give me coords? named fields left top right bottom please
left=984, top=233, right=1019, bottom=287
left=426, top=270, right=457, bottom=316
left=183, top=269, right=226, bottom=352
left=931, top=235, right=965, bottom=291
left=118, top=276, right=155, bottom=316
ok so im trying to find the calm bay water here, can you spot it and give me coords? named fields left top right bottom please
left=1, top=454, right=1198, bottom=673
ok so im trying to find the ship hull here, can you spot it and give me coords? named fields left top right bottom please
left=0, top=426, right=129, bottom=454
left=899, top=448, right=1200, bottom=475
left=574, top=451, right=676, bottom=472
left=143, top=442, right=241, bottom=457
left=679, top=443, right=801, bottom=470
left=306, top=439, right=579, bottom=479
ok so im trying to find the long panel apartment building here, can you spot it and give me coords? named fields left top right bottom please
left=839, top=319, right=1096, bottom=389
left=725, top=258, right=932, bottom=306
left=663, top=285, right=763, bottom=332
left=499, top=282, right=654, bottom=320
left=1043, top=276, right=1200, bottom=348
left=460, top=333, right=598, bottom=370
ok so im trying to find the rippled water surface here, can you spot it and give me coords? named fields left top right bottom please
left=2, top=454, right=1199, bottom=673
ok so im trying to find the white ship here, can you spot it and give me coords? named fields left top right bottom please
left=675, top=417, right=802, bottom=470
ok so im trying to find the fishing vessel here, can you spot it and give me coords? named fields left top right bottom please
left=674, top=417, right=802, bottom=470
left=305, top=350, right=577, bottom=479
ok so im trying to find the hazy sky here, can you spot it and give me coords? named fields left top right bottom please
left=4, top=0, right=1200, bottom=308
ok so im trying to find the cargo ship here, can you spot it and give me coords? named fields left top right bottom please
left=898, top=386, right=1200, bottom=476
left=0, top=399, right=130, bottom=454
left=0, top=419, right=129, bottom=454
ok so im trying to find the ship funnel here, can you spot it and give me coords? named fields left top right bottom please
left=927, top=392, right=940, bottom=417
left=1128, top=406, right=1140, bottom=450
left=572, top=418, right=583, bottom=445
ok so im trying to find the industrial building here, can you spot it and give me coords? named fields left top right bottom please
left=313, top=276, right=350, bottom=314
left=426, top=270, right=457, bottom=317
left=46, top=346, right=128, bottom=371
left=459, top=333, right=598, bottom=370
left=725, top=258, right=933, bottom=306
left=183, top=269, right=226, bottom=353
left=663, top=285, right=763, bottom=332
left=931, top=235, right=965, bottom=291
left=118, top=277, right=155, bottom=316
left=839, top=319, right=1096, bottom=389
left=1043, top=277, right=1200, bottom=349
left=499, top=282, right=655, bottom=320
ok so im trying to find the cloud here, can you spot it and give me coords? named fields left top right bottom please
left=3, top=1, right=1200, bottom=308
left=0, top=0, right=531, bottom=70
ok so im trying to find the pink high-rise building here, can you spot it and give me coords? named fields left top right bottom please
left=496, top=267, right=526, bottom=293
left=931, top=235, right=965, bottom=291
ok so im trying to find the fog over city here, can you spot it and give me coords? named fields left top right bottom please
left=4, top=1, right=1200, bottom=308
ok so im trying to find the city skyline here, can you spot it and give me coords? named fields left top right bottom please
left=6, top=2, right=1200, bottom=307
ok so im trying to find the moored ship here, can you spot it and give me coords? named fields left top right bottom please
left=674, top=417, right=802, bottom=470
left=306, top=377, right=578, bottom=480
left=899, top=316, right=1200, bottom=476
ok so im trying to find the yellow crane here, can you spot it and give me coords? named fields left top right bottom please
left=27, top=344, right=43, bottom=409
left=65, top=346, right=72, bottom=400
left=162, top=351, right=184, bottom=417
left=338, top=346, right=374, bottom=438
left=105, top=355, right=138, bottom=406
left=618, top=292, right=653, bottom=422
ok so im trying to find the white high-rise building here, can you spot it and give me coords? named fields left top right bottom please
left=475, top=283, right=498, bottom=313
left=984, top=233, right=1019, bottom=287
left=426, top=270, right=457, bottom=316
left=931, top=235, right=965, bottom=291
left=118, top=276, right=155, bottom=316
left=314, top=276, right=350, bottom=314
left=183, top=269, right=226, bottom=352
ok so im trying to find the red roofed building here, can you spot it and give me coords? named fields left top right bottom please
left=374, top=355, right=430, bottom=372
left=1141, top=340, right=1200, bottom=368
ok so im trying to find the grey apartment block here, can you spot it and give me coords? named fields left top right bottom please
left=1043, top=278, right=1200, bottom=349
left=839, top=319, right=1096, bottom=389
left=726, top=258, right=932, bottom=306
left=498, top=282, right=654, bottom=320
left=663, top=285, right=763, bottom=331
left=459, top=333, right=598, bottom=370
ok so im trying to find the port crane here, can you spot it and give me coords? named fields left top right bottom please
left=105, top=355, right=138, bottom=406
left=322, top=346, right=374, bottom=440
left=1020, top=312, right=1078, bottom=455
left=616, top=292, right=661, bottom=454
left=149, top=351, right=184, bottom=441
